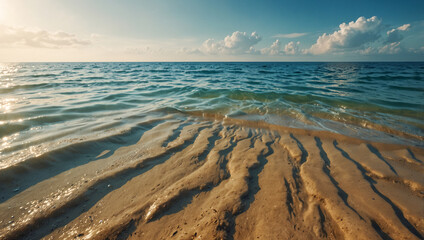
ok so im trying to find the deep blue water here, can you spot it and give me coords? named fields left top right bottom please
left=1, top=62, right=423, bottom=167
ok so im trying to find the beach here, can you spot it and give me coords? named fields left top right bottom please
left=0, top=62, right=423, bottom=239
left=0, top=115, right=423, bottom=239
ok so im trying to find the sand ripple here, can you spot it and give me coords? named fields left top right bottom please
left=0, top=115, right=423, bottom=240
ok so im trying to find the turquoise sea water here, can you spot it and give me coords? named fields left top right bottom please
left=1, top=62, right=423, bottom=168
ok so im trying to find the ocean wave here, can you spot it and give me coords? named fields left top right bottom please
left=1, top=62, right=423, bottom=171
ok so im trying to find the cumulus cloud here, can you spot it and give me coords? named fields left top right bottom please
left=0, top=25, right=90, bottom=48
left=284, top=41, right=301, bottom=55
left=201, top=31, right=261, bottom=54
left=355, top=22, right=414, bottom=56
left=378, top=42, right=401, bottom=54
left=197, top=31, right=305, bottom=56
left=273, top=33, right=307, bottom=38
left=260, top=39, right=282, bottom=55
left=308, top=16, right=382, bottom=55
left=192, top=17, right=417, bottom=58
left=386, top=23, right=410, bottom=43
left=260, top=40, right=302, bottom=56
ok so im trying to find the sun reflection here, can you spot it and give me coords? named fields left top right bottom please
left=0, top=98, right=17, bottom=113
left=0, top=63, right=19, bottom=75
left=29, top=145, right=44, bottom=158
left=0, top=63, right=7, bottom=72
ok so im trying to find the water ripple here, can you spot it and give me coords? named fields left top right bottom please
left=1, top=62, right=423, bottom=166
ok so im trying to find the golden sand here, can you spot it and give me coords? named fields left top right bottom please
left=0, top=116, right=423, bottom=239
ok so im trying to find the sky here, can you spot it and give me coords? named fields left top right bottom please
left=0, top=0, right=423, bottom=62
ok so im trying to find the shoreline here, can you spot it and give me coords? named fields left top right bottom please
left=2, top=111, right=422, bottom=172
left=0, top=115, right=423, bottom=239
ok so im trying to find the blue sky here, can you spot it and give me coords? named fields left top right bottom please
left=0, top=0, right=423, bottom=61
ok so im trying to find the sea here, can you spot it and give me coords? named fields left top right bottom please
left=1, top=62, right=423, bottom=169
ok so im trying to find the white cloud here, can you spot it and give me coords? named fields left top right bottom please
left=188, top=18, right=419, bottom=59
left=260, top=40, right=302, bottom=56
left=202, top=32, right=305, bottom=56
left=308, top=16, right=382, bottom=55
left=378, top=42, right=401, bottom=54
left=201, top=31, right=261, bottom=55
left=260, top=39, right=282, bottom=55
left=358, top=47, right=375, bottom=55
left=0, top=25, right=90, bottom=48
left=284, top=41, right=301, bottom=55
left=273, top=33, right=307, bottom=38
left=397, top=24, right=410, bottom=31
left=386, top=23, right=410, bottom=43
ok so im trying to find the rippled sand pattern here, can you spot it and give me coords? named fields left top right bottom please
left=0, top=115, right=423, bottom=240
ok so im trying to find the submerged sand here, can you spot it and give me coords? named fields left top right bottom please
left=0, top=115, right=423, bottom=240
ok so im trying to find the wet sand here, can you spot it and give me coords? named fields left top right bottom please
left=0, top=115, right=423, bottom=239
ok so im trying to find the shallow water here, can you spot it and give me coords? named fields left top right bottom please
left=1, top=62, right=423, bottom=168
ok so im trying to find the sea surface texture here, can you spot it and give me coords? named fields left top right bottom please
left=1, top=62, right=424, bottom=240
left=1, top=62, right=423, bottom=168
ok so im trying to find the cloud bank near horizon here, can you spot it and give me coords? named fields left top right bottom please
left=186, top=16, right=422, bottom=58
left=0, top=25, right=90, bottom=48
left=0, top=16, right=423, bottom=61
left=201, top=31, right=262, bottom=55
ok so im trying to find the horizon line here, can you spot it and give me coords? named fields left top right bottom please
left=2, top=60, right=424, bottom=63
